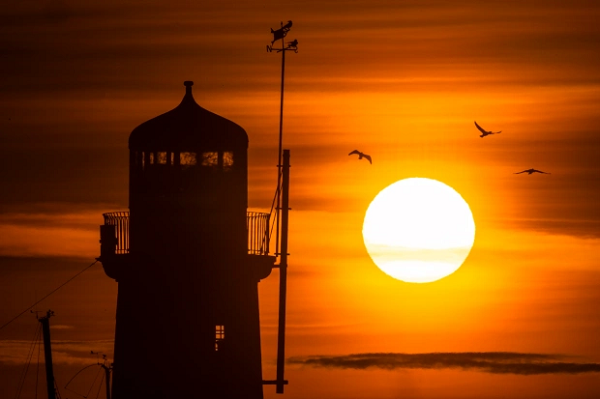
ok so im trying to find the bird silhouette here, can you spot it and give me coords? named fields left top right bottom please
left=282, top=20, right=293, bottom=30
left=514, top=169, right=550, bottom=175
left=474, top=121, right=501, bottom=138
left=349, top=150, right=372, bottom=164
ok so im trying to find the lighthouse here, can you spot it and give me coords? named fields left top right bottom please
left=99, top=81, right=277, bottom=399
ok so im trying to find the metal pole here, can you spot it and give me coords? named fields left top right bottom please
left=103, top=364, right=112, bottom=399
left=39, top=311, right=56, bottom=399
left=276, top=149, right=290, bottom=393
left=275, top=32, right=286, bottom=257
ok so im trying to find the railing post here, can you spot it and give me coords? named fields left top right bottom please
left=265, top=213, right=270, bottom=255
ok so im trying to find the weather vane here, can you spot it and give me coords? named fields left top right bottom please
left=267, top=20, right=298, bottom=53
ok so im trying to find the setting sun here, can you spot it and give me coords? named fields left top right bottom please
left=362, top=178, right=476, bottom=283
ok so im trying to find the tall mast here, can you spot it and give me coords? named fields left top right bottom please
left=267, top=20, right=297, bottom=256
left=98, top=355, right=112, bottom=399
left=101, top=361, right=112, bottom=399
left=38, top=310, right=56, bottom=399
left=266, top=21, right=298, bottom=394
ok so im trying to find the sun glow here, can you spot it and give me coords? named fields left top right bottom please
left=363, top=178, right=476, bottom=283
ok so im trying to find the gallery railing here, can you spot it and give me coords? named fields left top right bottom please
left=102, top=211, right=271, bottom=256
left=103, top=211, right=130, bottom=254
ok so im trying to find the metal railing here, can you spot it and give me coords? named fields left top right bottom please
left=103, top=211, right=130, bottom=254
left=247, top=211, right=271, bottom=255
left=102, top=211, right=271, bottom=256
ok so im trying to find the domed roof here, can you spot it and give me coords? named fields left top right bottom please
left=129, top=81, right=248, bottom=150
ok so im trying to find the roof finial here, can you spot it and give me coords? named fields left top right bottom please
left=184, top=81, right=193, bottom=95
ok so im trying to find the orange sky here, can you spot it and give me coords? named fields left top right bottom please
left=1, top=1, right=599, bottom=398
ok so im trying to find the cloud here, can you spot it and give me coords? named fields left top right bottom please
left=0, top=339, right=113, bottom=365
left=50, top=324, right=74, bottom=330
left=288, top=352, right=600, bottom=375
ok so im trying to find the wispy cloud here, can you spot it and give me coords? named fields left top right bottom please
left=288, top=352, right=600, bottom=375
left=0, top=339, right=113, bottom=365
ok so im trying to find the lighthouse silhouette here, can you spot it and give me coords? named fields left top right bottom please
left=99, top=81, right=285, bottom=399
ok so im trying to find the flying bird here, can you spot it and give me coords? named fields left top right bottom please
left=514, top=169, right=551, bottom=175
left=349, top=150, right=372, bottom=164
left=474, top=121, right=501, bottom=138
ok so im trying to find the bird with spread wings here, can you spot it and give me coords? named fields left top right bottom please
left=514, top=169, right=551, bottom=175
left=349, top=150, right=372, bottom=164
left=474, top=121, right=501, bottom=138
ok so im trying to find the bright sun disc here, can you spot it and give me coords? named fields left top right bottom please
left=363, top=178, right=475, bottom=283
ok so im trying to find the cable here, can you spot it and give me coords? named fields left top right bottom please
left=35, top=329, right=41, bottom=399
left=54, top=377, right=63, bottom=399
left=15, top=323, right=42, bottom=399
left=94, top=372, right=105, bottom=399
left=0, top=260, right=98, bottom=333
left=269, top=170, right=282, bottom=255
left=85, top=366, right=103, bottom=398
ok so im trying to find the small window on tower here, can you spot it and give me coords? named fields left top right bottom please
left=149, top=152, right=155, bottom=165
left=157, top=152, right=167, bottom=164
left=222, top=151, right=234, bottom=171
left=180, top=152, right=197, bottom=169
left=215, top=324, right=225, bottom=351
left=202, top=152, right=219, bottom=167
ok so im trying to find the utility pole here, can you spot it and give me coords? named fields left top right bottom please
left=101, top=362, right=112, bottom=399
left=91, top=351, right=113, bottom=399
left=38, top=310, right=56, bottom=399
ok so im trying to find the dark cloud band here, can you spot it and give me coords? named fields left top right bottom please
left=288, top=352, right=600, bottom=375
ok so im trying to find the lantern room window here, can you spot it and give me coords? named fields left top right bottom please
left=134, top=151, right=144, bottom=169
left=202, top=152, right=219, bottom=167
left=180, top=152, right=197, bottom=169
left=157, top=152, right=168, bottom=164
left=223, top=151, right=234, bottom=171
left=135, top=150, right=235, bottom=173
